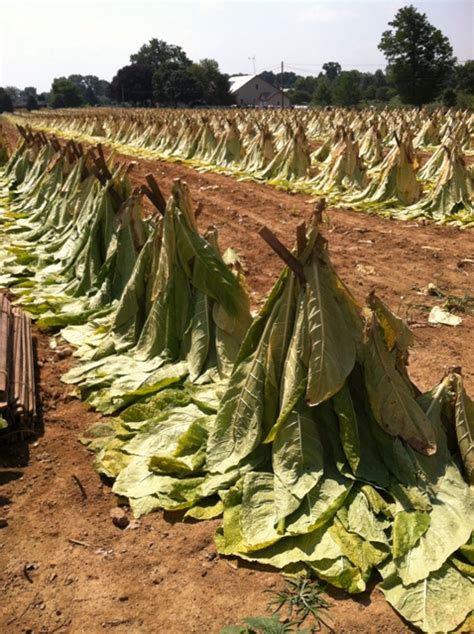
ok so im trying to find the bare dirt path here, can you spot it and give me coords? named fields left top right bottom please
left=1, top=117, right=472, bottom=633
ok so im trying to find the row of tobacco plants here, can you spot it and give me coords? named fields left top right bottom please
left=0, top=126, right=473, bottom=633
left=9, top=105, right=474, bottom=227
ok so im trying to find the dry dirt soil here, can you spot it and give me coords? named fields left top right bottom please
left=1, top=118, right=473, bottom=634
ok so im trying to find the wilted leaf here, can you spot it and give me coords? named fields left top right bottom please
left=364, top=315, right=436, bottom=455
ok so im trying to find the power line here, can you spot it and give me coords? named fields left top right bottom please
left=261, top=59, right=472, bottom=76
left=286, top=62, right=387, bottom=68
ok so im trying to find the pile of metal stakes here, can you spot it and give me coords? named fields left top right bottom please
left=0, top=294, right=37, bottom=438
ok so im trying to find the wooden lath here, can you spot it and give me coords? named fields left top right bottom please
left=0, top=295, right=37, bottom=440
left=259, top=198, right=327, bottom=280
left=141, top=173, right=167, bottom=216
left=259, top=226, right=305, bottom=282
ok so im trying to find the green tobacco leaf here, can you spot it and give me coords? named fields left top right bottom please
left=187, top=290, right=211, bottom=381
left=149, top=414, right=209, bottom=475
left=393, top=462, right=473, bottom=585
left=176, top=200, right=245, bottom=317
left=329, top=517, right=387, bottom=574
left=285, top=464, right=351, bottom=536
left=450, top=553, right=474, bottom=577
left=308, top=555, right=367, bottom=595
left=112, top=457, right=165, bottom=499
left=206, top=313, right=275, bottom=474
left=380, top=561, right=474, bottom=634
left=123, top=403, right=209, bottom=458
left=452, top=373, right=474, bottom=485
left=364, top=315, right=436, bottom=455
left=335, top=369, right=391, bottom=486
left=368, top=292, right=413, bottom=353
left=215, top=484, right=246, bottom=555
left=265, top=289, right=307, bottom=444
left=392, top=511, right=430, bottom=559
left=345, top=489, right=389, bottom=546
left=262, top=273, right=297, bottom=434
left=272, top=400, right=324, bottom=523
left=304, top=246, right=357, bottom=406
left=458, top=533, right=474, bottom=564
left=332, top=383, right=360, bottom=473
left=240, top=472, right=283, bottom=551
left=184, top=498, right=223, bottom=520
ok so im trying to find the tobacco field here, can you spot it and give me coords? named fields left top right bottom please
left=0, top=109, right=473, bottom=634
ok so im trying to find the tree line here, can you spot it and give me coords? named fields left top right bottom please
left=0, top=5, right=473, bottom=113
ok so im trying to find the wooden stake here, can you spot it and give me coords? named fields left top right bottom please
left=296, top=222, right=307, bottom=255
left=259, top=227, right=305, bottom=281
left=145, top=174, right=166, bottom=214
left=141, top=185, right=165, bottom=216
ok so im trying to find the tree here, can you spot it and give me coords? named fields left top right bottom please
left=456, top=60, right=474, bottom=94
left=0, top=88, right=14, bottom=113
left=23, top=86, right=37, bottom=99
left=313, top=78, right=332, bottom=105
left=67, top=75, right=110, bottom=105
left=289, top=89, right=312, bottom=105
left=378, top=5, right=456, bottom=105
left=110, top=64, right=153, bottom=105
left=116, top=38, right=192, bottom=106
left=153, top=63, right=203, bottom=106
left=26, top=94, right=39, bottom=111
left=323, top=62, right=341, bottom=82
left=292, top=76, right=318, bottom=95
left=4, top=86, right=21, bottom=106
left=38, top=92, right=50, bottom=106
left=259, top=71, right=276, bottom=87
left=442, top=88, right=457, bottom=107
left=49, top=78, right=84, bottom=108
left=189, top=59, right=233, bottom=105
left=130, top=38, right=190, bottom=71
left=332, top=71, right=361, bottom=106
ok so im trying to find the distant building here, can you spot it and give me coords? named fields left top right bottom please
left=229, top=74, right=291, bottom=107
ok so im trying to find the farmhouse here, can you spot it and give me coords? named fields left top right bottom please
left=229, top=74, right=291, bottom=107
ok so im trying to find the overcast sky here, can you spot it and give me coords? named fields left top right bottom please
left=0, top=0, right=472, bottom=92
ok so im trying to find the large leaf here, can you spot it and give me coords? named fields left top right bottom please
left=332, top=382, right=360, bottom=473
left=284, top=464, right=351, bottom=536
left=380, top=561, right=474, bottom=634
left=239, top=472, right=283, bottom=551
left=364, top=315, right=436, bottom=455
left=452, top=373, right=474, bottom=485
left=272, top=400, right=324, bottom=523
left=186, top=290, right=211, bottom=381
left=206, top=312, right=275, bottom=474
left=334, top=370, right=391, bottom=486
left=392, top=511, right=430, bottom=559
left=345, top=489, right=390, bottom=546
left=265, top=288, right=308, bottom=443
left=329, top=517, right=387, bottom=575
left=393, top=463, right=473, bottom=585
left=304, top=244, right=357, bottom=406
left=262, top=273, right=297, bottom=434
left=368, top=292, right=413, bottom=353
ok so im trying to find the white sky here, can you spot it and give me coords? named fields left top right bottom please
left=0, top=0, right=472, bottom=92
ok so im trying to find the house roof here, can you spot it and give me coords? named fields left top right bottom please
left=228, top=75, right=291, bottom=105
left=228, top=75, right=258, bottom=94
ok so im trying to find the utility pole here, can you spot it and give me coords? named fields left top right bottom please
left=280, top=61, right=284, bottom=109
